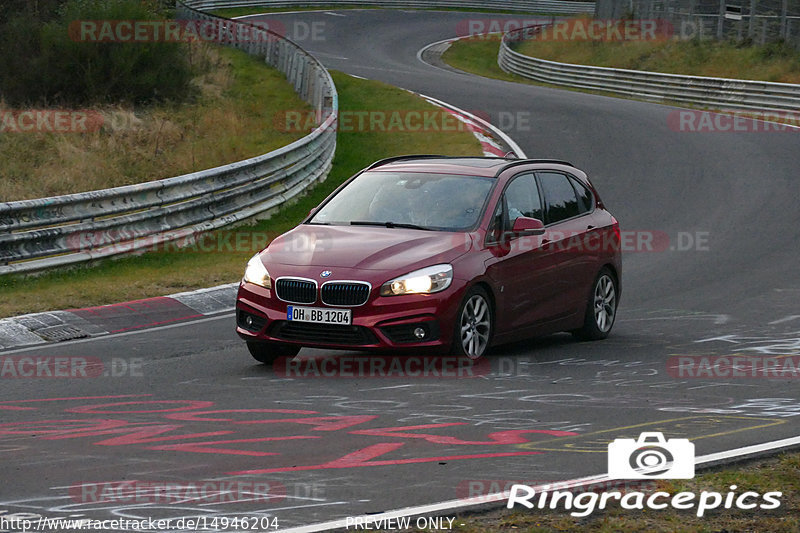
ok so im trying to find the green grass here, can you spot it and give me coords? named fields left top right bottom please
left=440, top=36, right=588, bottom=97
left=0, top=71, right=481, bottom=317
left=515, top=36, right=800, bottom=84
left=441, top=27, right=800, bottom=86
left=0, top=45, right=312, bottom=201
left=427, top=451, right=800, bottom=532
left=441, top=35, right=523, bottom=83
left=210, top=6, right=379, bottom=18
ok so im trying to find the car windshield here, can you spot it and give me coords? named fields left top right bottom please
left=308, top=171, right=494, bottom=231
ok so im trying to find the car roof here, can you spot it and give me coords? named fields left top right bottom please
left=367, top=155, right=578, bottom=178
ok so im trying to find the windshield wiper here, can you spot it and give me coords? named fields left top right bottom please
left=350, top=221, right=431, bottom=231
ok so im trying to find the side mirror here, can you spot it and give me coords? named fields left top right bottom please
left=506, top=216, right=545, bottom=238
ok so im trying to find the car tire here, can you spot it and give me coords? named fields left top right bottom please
left=572, top=268, right=618, bottom=341
left=246, top=341, right=300, bottom=365
left=452, top=286, right=493, bottom=359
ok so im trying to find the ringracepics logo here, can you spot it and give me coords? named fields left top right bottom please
left=507, top=432, right=782, bottom=517
left=608, top=432, right=694, bottom=479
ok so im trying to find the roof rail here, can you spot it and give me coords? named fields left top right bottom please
left=365, top=155, right=575, bottom=174
left=494, top=159, right=575, bottom=175
left=365, top=154, right=447, bottom=170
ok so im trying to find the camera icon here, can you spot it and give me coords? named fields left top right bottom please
left=608, top=432, right=695, bottom=479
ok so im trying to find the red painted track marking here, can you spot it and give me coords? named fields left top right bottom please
left=350, top=425, right=579, bottom=445
left=229, top=443, right=543, bottom=474
left=148, top=435, right=320, bottom=456
left=162, top=409, right=319, bottom=422
left=43, top=424, right=233, bottom=446
left=235, top=415, right=379, bottom=431
left=0, top=394, right=152, bottom=404
left=66, top=400, right=215, bottom=414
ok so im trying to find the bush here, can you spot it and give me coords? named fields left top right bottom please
left=0, top=0, right=63, bottom=25
left=0, top=0, right=196, bottom=107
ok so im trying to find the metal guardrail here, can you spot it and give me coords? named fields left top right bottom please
left=0, top=1, right=600, bottom=275
left=0, top=2, right=338, bottom=275
left=184, top=0, right=596, bottom=15
left=498, top=25, right=800, bottom=113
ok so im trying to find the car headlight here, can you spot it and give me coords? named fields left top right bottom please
left=380, top=264, right=453, bottom=296
left=243, top=254, right=271, bottom=288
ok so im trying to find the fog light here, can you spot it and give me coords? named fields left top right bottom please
left=245, top=315, right=254, bottom=327
left=414, top=327, right=426, bottom=339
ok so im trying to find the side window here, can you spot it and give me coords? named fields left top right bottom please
left=505, top=173, right=543, bottom=226
left=570, top=177, right=594, bottom=214
left=538, top=172, right=580, bottom=224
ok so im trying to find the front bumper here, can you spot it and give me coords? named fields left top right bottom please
left=235, top=279, right=467, bottom=351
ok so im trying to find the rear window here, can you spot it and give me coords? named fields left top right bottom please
left=538, top=172, right=580, bottom=224
left=571, top=177, right=594, bottom=214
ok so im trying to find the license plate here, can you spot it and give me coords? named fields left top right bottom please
left=287, top=306, right=352, bottom=325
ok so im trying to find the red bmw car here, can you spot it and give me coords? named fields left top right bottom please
left=236, top=156, right=621, bottom=363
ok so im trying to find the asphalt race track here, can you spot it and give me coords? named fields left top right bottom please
left=1, top=9, right=799, bottom=532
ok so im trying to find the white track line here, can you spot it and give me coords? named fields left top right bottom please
left=280, top=434, right=800, bottom=532
left=0, top=313, right=233, bottom=355
left=420, top=94, right=527, bottom=158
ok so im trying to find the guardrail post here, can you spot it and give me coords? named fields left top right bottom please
left=748, top=0, right=757, bottom=38
left=780, top=0, right=789, bottom=39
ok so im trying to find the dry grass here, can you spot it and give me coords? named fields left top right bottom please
left=0, top=44, right=312, bottom=201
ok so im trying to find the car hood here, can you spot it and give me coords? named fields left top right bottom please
left=262, top=225, right=472, bottom=272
